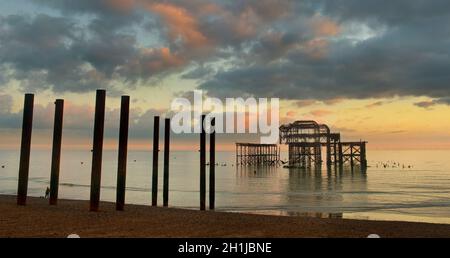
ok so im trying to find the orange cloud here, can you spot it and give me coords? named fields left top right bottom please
left=144, top=2, right=210, bottom=48
left=296, top=99, right=317, bottom=107
left=311, top=16, right=340, bottom=37
left=286, top=111, right=297, bottom=117
left=310, top=109, right=333, bottom=117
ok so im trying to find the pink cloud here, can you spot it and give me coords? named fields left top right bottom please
left=144, top=2, right=210, bottom=48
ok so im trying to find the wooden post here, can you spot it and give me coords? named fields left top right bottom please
left=209, top=118, right=216, bottom=210
left=49, top=99, right=64, bottom=205
left=17, top=94, right=34, bottom=206
left=163, top=118, right=170, bottom=207
left=200, top=115, right=206, bottom=210
left=152, top=116, right=160, bottom=206
left=116, top=96, right=130, bottom=211
left=90, top=89, right=106, bottom=212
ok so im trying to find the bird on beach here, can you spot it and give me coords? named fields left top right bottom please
left=1, top=165, right=4, bottom=168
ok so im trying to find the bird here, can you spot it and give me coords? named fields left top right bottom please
left=1, top=165, right=4, bottom=168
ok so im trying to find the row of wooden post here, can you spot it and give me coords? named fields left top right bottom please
left=16, top=90, right=216, bottom=211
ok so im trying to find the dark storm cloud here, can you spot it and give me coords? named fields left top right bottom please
left=0, top=0, right=449, bottom=103
left=313, top=0, right=450, bottom=25
left=198, top=0, right=450, bottom=103
left=0, top=1, right=181, bottom=93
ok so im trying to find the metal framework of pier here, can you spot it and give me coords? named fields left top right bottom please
left=235, top=143, right=280, bottom=166
left=236, top=120, right=367, bottom=169
left=280, top=120, right=367, bottom=168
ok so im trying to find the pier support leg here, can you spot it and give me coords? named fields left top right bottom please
left=163, top=118, right=170, bottom=207
left=209, top=118, right=216, bottom=210
left=338, top=143, right=343, bottom=168
left=17, top=94, right=34, bottom=206
left=49, top=99, right=64, bottom=205
left=361, top=142, right=367, bottom=169
left=200, top=115, right=206, bottom=211
left=90, top=89, right=106, bottom=212
left=152, top=116, right=160, bottom=206
left=116, top=96, right=129, bottom=211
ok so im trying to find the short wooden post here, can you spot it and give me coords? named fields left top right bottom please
left=200, top=115, right=206, bottom=210
left=17, top=94, right=34, bottom=206
left=116, top=96, right=130, bottom=211
left=209, top=118, right=216, bottom=210
left=90, top=89, right=106, bottom=212
left=163, top=118, right=170, bottom=207
left=49, top=99, right=64, bottom=205
left=152, top=116, right=160, bottom=206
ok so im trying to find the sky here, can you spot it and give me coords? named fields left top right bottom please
left=1, top=0, right=450, bottom=151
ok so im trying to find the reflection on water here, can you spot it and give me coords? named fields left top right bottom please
left=234, top=165, right=368, bottom=216
left=1, top=150, right=450, bottom=224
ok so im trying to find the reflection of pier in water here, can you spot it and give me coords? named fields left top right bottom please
left=286, top=166, right=368, bottom=213
left=235, top=165, right=368, bottom=214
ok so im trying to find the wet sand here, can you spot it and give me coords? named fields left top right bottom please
left=1, top=195, right=450, bottom=238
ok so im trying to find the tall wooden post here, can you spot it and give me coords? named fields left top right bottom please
left=90, top=89, right=106, bottom=212
left=152, top=116, right=160, bottom=206
left=209, top=118, right=216, bottom=210
left=163, top=118, right=170, bottom=207
left=116, top=96, right=130, bottom=211
left=49, top=99, right=64, bottom=205
left=17, top=94, right=34, bottom=206
left=200, top=115, right=206, bottom=210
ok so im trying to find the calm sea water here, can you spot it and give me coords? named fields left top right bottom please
left=1, top=149, right=450, bottom=224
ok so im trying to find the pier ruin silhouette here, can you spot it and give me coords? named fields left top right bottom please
left=236, top=120, right=367, bottom=169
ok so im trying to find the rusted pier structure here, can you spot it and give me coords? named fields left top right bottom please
left=340, top=142, right=368, bottom=168
left=235, top=143, right=279, bottom=166
left=280, top=120, right=367, bottom=169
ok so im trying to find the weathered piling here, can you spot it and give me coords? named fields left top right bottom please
left=152, top=116, right=160, bottom=206
left=90, top=89, right=106, bottom=212
left=49, top=99, right=64, bottom=205
left=116, top=96, right=130, bottom=211
left=200, top=115, right=206, bottom=210
left=17, top=94, right=34, bottom=206
left=163, top=118, right=170, bottom=207
left=209, top=118, right=216, bottom=210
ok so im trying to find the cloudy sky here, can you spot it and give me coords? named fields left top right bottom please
left=1, top=0, right=450, bottom=150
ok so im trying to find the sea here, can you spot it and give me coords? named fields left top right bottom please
left=1, top=149, right=450, bottom=224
